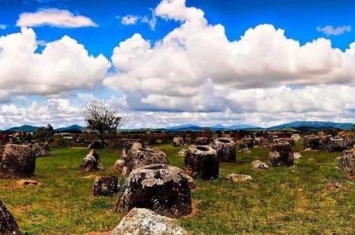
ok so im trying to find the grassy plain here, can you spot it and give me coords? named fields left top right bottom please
left=1, top=143, right=354, bottom=234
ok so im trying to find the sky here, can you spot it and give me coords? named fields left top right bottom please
left=0, top=0, right=355, bottom=129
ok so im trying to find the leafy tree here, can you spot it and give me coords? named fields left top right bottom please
left=81, top=100, right=126, bottom=146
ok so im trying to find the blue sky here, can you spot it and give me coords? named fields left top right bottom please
left=0, top=0, right=354, bottom=129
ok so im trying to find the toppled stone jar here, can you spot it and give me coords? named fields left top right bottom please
left=184, top=145, right=219, bottom=180
left=115, top=164, right=192, bottom=218
left=92, top=176, right=119, bottom=197
left=211, top=138, right=237, bottom=163
left=119, top=142, right=169, bottom=178
left=0, top=199, right=21, bottom=235
left=0, top=144, right=36, bottom=179
left=269, top=142, right=294, bottom=167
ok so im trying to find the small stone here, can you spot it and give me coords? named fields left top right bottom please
left=226, top=174, right=252, bottom=183
left=251, top=160, right=269, bottom=170
left=93, top=176, right=118, bottom=197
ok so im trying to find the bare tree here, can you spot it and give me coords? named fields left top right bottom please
left=81, top=100, right=126, bottom=146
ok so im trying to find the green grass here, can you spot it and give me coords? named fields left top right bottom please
left=1, top=144, right=355, bottom=234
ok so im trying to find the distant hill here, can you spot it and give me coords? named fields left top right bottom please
left=165, top=124, right=204, bottom=132
left=165, top=123, right=260, bottom=132
left=55, top=125, right=84, bottom=133
left=5, top=125, right=39, bottom=133
left=269, top=121, right=353, bottom=131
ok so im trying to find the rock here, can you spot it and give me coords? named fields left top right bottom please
left=184, top=145, right=219, bottom=180
left=253, top=137, right=270, bottom=148
left=120, top=142, right=169, bottom=178
left=302, top=135, right=320, bottom=150
left=32, top=143, right=50, bottom=157
left=112, top=159, right=125, bottom=172
left=226, top=174, right=252, bottom=183
left=239, top=147, right=251, bottom=154
left=0, top=198, right=21, bottom=235
left=328, top=137, right=347, bottom=152
left=291, top=134, right=301, bottom=143
left=155, top=140, right=163, bottom=144
left=339, top=149, right=355, bottom=172
left=184, top=174, right=197, bottom=190
left=80, top=150, right=103, bottom=172
left=269, top=142, right=294, bottom=167
left=115, top=164, right=192, bottom=218
left=0, top=144, right=36, bottom=179
left=293, top=152, right=302, bottom=159
left=251, top=160, right=269, bottom=170
left=195, top=137, right=209, bottom=145
left=111, top=208, right=188, bottom=235
left=239, top=138, right=254, bottom=149
left=178, top=149, right=188, bottom=157
left=172, top=137, right=184, bottom=147
left=93, top=176, right=118, bottom=197
left=211, top=138, right=236, bottom=163
left=342, top=134, right=355, bottom=148
left=183, top=137, right=191, bottom=145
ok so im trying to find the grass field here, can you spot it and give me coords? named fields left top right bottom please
left=1, top=143, right=355, bottom=234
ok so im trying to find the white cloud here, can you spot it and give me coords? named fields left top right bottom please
left=316, top=25, right=351, bottom=36
left=120, top=12, right=157, bottom=30
left=0, top=28, right=110, bottom=100
left=104, top=0, right=355, bottom=113
left=0, top=24, right=6, bottom=30
left=16, top=8, right=98, bottom=28
left=121, top=15, right=139, bottom=25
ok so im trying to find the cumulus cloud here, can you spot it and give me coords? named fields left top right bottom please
left=0, top=27, right=110, bottom=101
left=316, top=25, right=351, bottom=36
left=0, top=24, right=6, bottom=30
left=16, top=8, right=98, bottom=28
left=104, top=0, right=355, bottom=114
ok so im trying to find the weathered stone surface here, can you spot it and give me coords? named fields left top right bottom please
left=184, top=145, right=219, bottom=180
left=269, top=142, right=294, bottom=167
left=291, top=134, right=301, bottom=143
left=80, top=150, right=103, bottom=172
left=120, top=142, right=169, bottom=178
left=112, top=208, right=188, bottom=235
left=195, top=137, right=209, bottom=145
left=327, top=137, right=347, bottom=152
left=339, top=149, right=355, bottom=172
left=183, top=137, right=191, bottom=145
left=211, top=138, right=236, bottom=163
left=239, top=138, right=254, bottom=149
left=253, top=137, right=270, bottom=148
left=0, top=144, right=36, bottom=179
left=251, top=160, right=269, bottom=170
left=0, top=198, right=21, bottom=235
left=93, top=176, right=118, bottom=197
left=32, top=143, right=51, bottom=157
left=178, top=149, right=188, bottom=157
left=239, top=147, right=251, bottom=154
left=293, top=152, right=302, bottom=159
left=302, top=135, right=320, bottom=150
left=342, top=134, right=355, bottom=148
left=226, top=174, right=252, bottom=182
left=115, top=164, right=192, bottom=218
left=172, top=137, right=184, bottom=147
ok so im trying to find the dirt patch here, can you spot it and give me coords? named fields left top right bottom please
left=83, top=231, right=111, bottom=235
left=183, top=199, right=199, bottom=218
left=295, top=188, right=309, bottom=213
